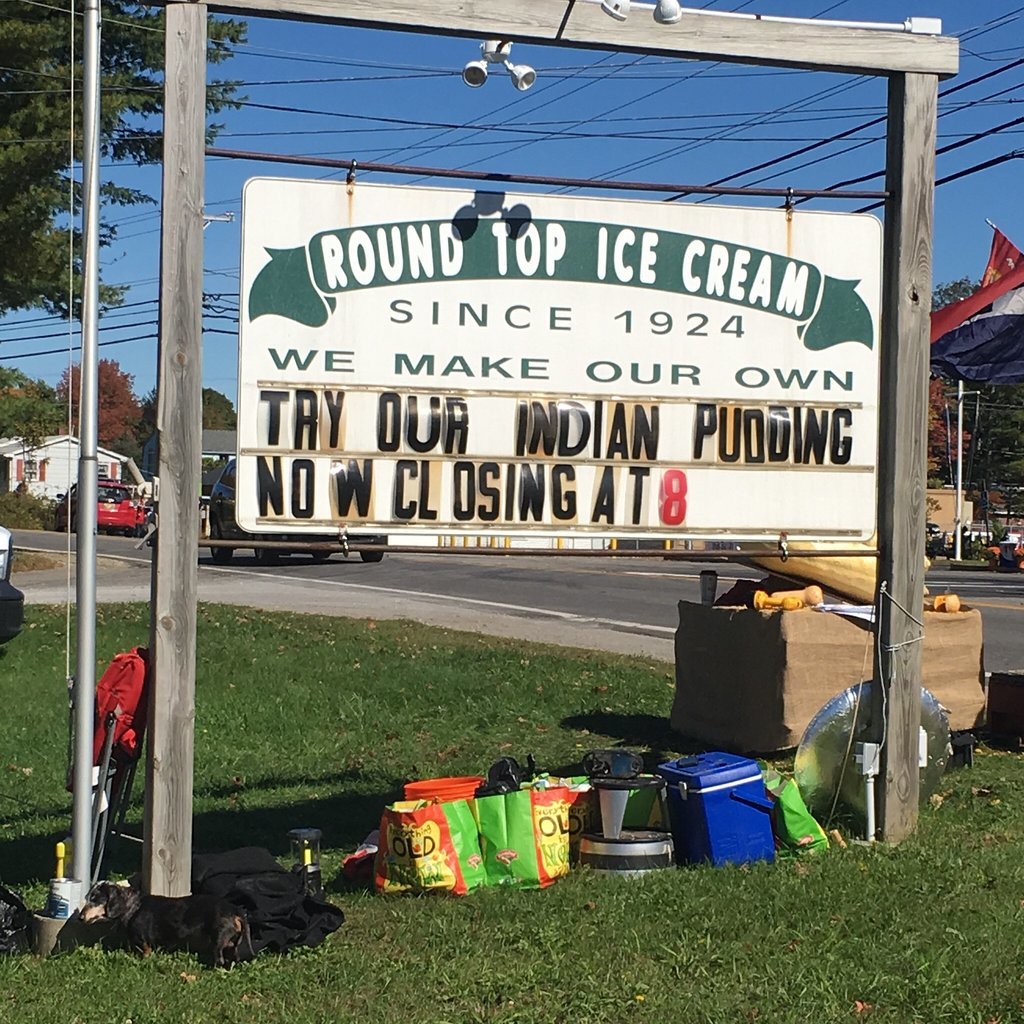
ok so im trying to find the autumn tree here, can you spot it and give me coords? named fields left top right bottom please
left=57, top=359, right=141, bottom=451
left=0, top=3, right=245, bottom=316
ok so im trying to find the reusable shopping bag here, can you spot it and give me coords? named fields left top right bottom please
left=374, top=799, right=486, bottom=894
left=473, top=784, right=572, bottom=888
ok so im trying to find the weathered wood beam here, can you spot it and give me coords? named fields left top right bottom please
left=172, top=0, right=958, bottom=77
left=873, top=72, right=937, bottom=842
left=145, top=1, right=207, bottom=897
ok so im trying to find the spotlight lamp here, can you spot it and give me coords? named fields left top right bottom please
left=653, top=0, right=682, bottom=24
left=601, top=0, right=630, bottom=20
left=461, top=39, right=536, bottom=92
left=508, top=63, right=537, bottom=92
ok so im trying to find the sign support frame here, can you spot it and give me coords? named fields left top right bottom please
left=149, top=0, right=953, bottom=891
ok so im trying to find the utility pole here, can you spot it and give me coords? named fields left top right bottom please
left=145, top=1, right=207, bottom=897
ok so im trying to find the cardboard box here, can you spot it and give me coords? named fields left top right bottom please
left=988, top=671, right=1024, bottom=737
left=671, top=602, right=986, bottom=753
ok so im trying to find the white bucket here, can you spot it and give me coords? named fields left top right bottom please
left=45, top=878, right=82, bottom=919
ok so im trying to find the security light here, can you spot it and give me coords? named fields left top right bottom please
left=508, top=63, right=537, bottom=91
left=461, top=39, right=536, bottom=92
left=462, top=59, right=488, bottom=87
left=653, top=0, right=682, bottom=25
left=601, top=0, right=630, bottom=21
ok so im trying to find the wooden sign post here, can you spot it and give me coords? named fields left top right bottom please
left=148, top=0, right=957, bottom=891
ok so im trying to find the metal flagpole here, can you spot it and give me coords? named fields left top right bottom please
left=954, top=379, right=964, bottom=561
left=72, top=0, right=102, bottom=894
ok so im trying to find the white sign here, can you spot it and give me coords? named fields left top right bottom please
left=237, top=178, right=882, bottom=541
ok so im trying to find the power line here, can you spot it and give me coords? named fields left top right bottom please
left=673, top=55, right=1024, bottom=201
left=855, top=150, right=1024, bottom=213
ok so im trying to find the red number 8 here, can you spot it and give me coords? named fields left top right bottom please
left=659, top=469, right=687, bottom=526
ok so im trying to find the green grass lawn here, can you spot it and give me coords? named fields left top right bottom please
left=2, top=603, right=1024, bottom=1024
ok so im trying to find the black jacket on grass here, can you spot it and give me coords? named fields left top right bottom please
left=191, top=847, right=344, bottom=959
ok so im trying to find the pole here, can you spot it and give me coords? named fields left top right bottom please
left=955, top=379, right=964, bottom=560
left=145, top=1, right=206, bottom=897
left=72, top=0, right=101, bottom=893
left=873, top=71, right=937, bottom=842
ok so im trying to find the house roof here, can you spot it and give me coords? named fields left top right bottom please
left=202, top=429, right=236, bottom=455
left=0, top=434, right=127, bottom=461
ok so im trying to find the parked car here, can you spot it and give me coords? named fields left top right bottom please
left=0, top=525, right=25, bottom=644
left=206, top=458, right=386, bottom=565
left=53, top=479, right=147, bottom=537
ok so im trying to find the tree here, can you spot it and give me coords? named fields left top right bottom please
left=0, top=367, right=63, bottom=446
left=0, top=4, right=245, bottom=316
left=57, top=358, right=141, bottom=450
left=202, top=388, right=237, bottom=430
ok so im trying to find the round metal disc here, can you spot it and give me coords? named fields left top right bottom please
left=794, top=681, right=950, bottom=828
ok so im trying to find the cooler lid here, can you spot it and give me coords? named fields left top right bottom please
left=657, top=752, right=761, bottom=790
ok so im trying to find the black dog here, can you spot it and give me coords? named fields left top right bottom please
left=81, top=881, right=253, bottom=967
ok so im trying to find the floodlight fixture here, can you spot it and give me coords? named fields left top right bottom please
left=601, top=0, right=630, bottom=22
left=462, top=59, right=488, bottom=87
left=508, top=63, right=537, bottom=92
left=653, top=0, right=682, bottom=25
left=461, top=39, right=536, bottom=92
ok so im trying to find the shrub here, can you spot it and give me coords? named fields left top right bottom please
left=0, top=490, right=55, bottom=530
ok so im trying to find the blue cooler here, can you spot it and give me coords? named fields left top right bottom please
left=657, top=753, right=775, bottom=867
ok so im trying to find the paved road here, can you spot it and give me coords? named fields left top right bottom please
left=12, top=529, right=1024, bottom=670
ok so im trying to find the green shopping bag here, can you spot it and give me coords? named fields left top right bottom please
left=375, top=798, right=487, bottom=894
left=762, top=768, right=829, bottom=855
left=473, top=785, right=571, bottom=888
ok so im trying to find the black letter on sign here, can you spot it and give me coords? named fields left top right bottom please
left=444, top=397, right=469, bottom=455
left=291, top=459, right=315, bottom=518
left=453, top=462, right=475, bottom=522
left=628, top=466, right=650, bottom=525
left=332, top=459, right=373, bottom=517
left=518, top=464, right=546, bottom=522
left=632, top=405, right=659, bottom=460
left=693, top=404, right=717, bottom=460
left=323, top=391, right=344, bottom=448
left=551, top=465, right=576, bottom=521
left=830, top=408, right=853, bottom=465
left=407, top=395, right=441, bottom=453
left=719, top=407, right=742, bottom=464
left=394, top=460, right=417, bottom=520
left=591, top=467, right=615, bottom=524
left=800, top=408, right=829, bottom=465
left=743, top=409, right=765, bottom=464
left=261, top=390, right=288, bottom=447
left=294, top=390, right=318, bottom=450
left=478, top=462, right=500, bottom=522
left=257, top=456, right=284, bottom=515
left=377, top=392, right=401, bottom=452
left=606, top=403, right=630, bottom=460
left=767, top=407, right=791, bottom=462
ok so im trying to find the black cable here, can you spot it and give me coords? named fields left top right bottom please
left=854, top=150, right=1023, bottom=213
left=672, top=55, right=1024, bottom=201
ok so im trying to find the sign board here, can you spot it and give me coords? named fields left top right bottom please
left=237, top=178, right=882, bottom=541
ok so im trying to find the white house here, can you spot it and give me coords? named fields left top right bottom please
left=0, top=435, right=127, bottom=500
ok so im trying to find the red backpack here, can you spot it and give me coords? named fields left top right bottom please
left=92, top=647, right=150, bottom=765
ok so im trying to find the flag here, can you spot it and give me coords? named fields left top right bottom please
left=981, top=226, right=1022, bottom=287
left=930, top=253, right=1024, bottom=384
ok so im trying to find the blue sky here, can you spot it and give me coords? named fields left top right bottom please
left=2, top=0, right=1023, bottom=402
